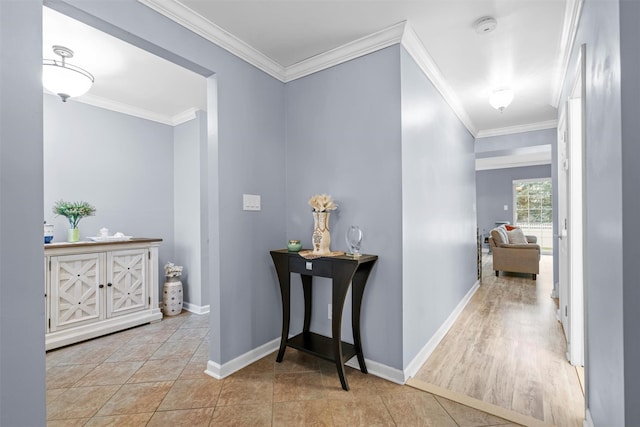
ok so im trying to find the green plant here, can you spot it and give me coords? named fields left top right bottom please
left=52, top=200, right=96, bottom=229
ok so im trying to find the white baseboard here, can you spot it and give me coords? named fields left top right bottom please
left=345, top=357, right=405, bottom=384
left=584, top=408, right=594, bottom=427
left=183, top=302, right=210, bottom=314
left=551, top=283, right=559, bottom=298
left=205, top=337, right=280, bottom=379
left=403, top=280, right=481, bottom=381
left=203, top=335, right=404, bottom=385
left=202, top=278, right=479, bottom=386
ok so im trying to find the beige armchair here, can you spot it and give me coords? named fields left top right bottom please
left=489, top=226, right=540, bottom=280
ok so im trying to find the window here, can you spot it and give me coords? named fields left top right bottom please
left=513, top=178, right=553, bottom=253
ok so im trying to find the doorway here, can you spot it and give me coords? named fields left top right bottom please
left=557, top=45, right=586, bottom=368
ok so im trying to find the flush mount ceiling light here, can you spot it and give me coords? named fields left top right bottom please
left=489, top=88, right=514, bottom=113
left=42, top=45, right=94, bottom=102
left=474, top=16, right=497, bottom=34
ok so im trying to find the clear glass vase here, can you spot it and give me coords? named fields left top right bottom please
left=346, top=225, right=363, bottom=257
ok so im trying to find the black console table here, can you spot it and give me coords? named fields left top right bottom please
left=270, top=249, right=378, bottom=391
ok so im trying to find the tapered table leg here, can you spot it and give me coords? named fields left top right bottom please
left=271, top=252, right=291, bottom=363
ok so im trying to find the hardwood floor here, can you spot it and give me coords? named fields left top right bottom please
left=412, top=254, right=584, bottom=427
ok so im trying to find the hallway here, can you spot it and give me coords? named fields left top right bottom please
left=411, top=255, right=584, bottom=427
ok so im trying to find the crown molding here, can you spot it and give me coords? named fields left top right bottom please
left=551, top=0, right=584, bottom=107
left=171, top=108, right=198, bottom=125
left=284, top=22, right=406, bottom=82
left=400, top=24, right=477, bottom=137
left=138, top=0, right=286, bottom=81
left=136, top=1, right=480, bottom=136
left=73, top=93, right=177, bottom=125
left=71, top=93, right=201, bottom=126
left=475, top=119, right=558, bottom=139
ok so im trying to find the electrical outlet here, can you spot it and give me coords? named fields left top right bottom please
left=328, top=304, right=332, bottom=319
left=243, top=194, right=261, bottom=211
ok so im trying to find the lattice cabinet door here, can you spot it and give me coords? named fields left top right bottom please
left=106, top=249, right=148, bottom=318
left=50, top=253, right=103, bottom=331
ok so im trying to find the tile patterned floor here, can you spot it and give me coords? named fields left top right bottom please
left=46, top=312, right=519, bottom=426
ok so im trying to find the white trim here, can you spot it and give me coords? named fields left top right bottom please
left=345, top=357, right=405, bottom=385
left=171, top=108, right=199, bottom=125
left=183, top=301, right=210, bottom=314
left=551, top=0, right=584, bottom=107
left=400, top=24, right=477, bottom=137
left=584, top=408, right=594, bottom=427
left=73, top=93, right=175, bottom=125
left=126, top=1, right=561, bottom=139
left=205, top=337, right=280, bottom=379
left=475, top=156, right=552, bottom=171
left=403, top=280, right=481, bottom=381
left=202, top=335, right=405, bottom=384
left=61, top=93, right=201, bottom=126
left=135, top=2, right=481, bottom=136
left=476, top=120, right=558, bottom=138
left=284, top=22, right=406, bottom=82
left=138, top=0, right=285, bottom=81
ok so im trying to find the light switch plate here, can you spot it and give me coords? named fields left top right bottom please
left=243, top=194, right=261, bottom=211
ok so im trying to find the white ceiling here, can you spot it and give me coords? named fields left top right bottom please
left=43, top=7, right=207, bottom=125
left=44, top=0, right=578, bottom=136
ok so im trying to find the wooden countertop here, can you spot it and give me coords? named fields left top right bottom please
left=45, top=237, right=163, bottom=249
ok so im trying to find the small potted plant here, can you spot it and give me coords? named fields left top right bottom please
left=52, top=200, right=96, bottom=242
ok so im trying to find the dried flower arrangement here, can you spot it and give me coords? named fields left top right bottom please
left=308, top=194, right=337, bottom=212
left=52, top=200, right=96, bottom=229
left=164, top=262, right=183, bottom=278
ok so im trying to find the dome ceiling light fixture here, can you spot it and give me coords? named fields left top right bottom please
left=42, top=45, right=94, bottom=102
left=474, top=16, right=497, bottom=34
left=489, top=88, right=514, bottom=113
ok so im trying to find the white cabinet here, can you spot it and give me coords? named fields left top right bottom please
left=45, top=239, right=162, bottom=350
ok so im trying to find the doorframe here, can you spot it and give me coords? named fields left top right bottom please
left=557, top=45, right=586, bottom=368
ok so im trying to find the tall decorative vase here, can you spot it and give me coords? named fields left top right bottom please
left=163, top=277, right=183, bottom=316
left=312, top=211, right=331, bottom=255
left=68, top=228, right=80, bottom=243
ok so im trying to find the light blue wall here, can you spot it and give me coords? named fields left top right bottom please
left=400, top=48, right=477, bottom=367
left=285, top=46, right=404, bottom=369
left=558, top=0, right=624, bottom=423
left=44, top=94, right=176, bottom=291
left=174, top=112, right=205, bottom=307
left=0, top=1, right=47, bottom=425
left=620, top=1, right=640, bottom=422
left=476, top=165, right=552, bottom=244
left=57, top=0, right=286, bottom=365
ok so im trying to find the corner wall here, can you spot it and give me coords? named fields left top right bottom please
left=285, top=46, right=404, bottom=370
left=173, top=111, right=207, bottom=309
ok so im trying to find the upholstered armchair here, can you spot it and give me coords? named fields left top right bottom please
left=488, top=226, right=540, bottom=280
